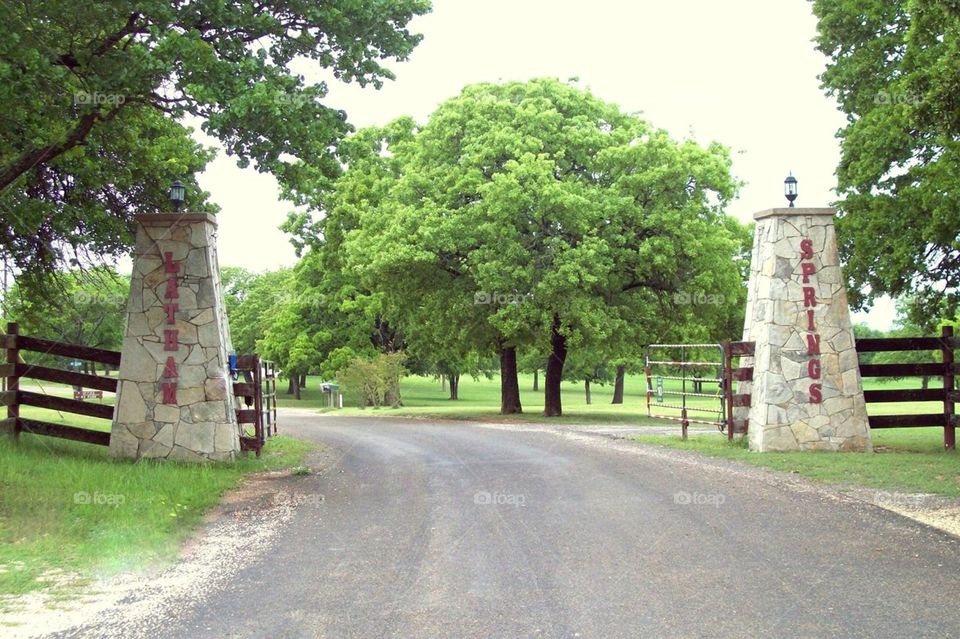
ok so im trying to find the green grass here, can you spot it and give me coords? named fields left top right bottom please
left=0, top=410, right=315, bottom=599
left=279, top=372, right=950, bottom=428
left=281, top=372, right=958, bottom=497
left=632, top=429, right=960, bottom=497
left=279, top=372, right=667, bottom=425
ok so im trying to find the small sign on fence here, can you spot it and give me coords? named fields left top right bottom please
left=73, top=389, right=103, bottom=401
left=656, top=375, right=663, bottom=403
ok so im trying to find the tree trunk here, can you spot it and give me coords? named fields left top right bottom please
left=544, top=315, right=567, bottom=417
left=499, top=346, right=523, bottom=414
left=299, top=373, right=307, bottom=388
left=441, top=375, right=446, bottom=391
left=532, top=369, right=539, bottom=391
left=922, top=375, right=930, bottom=390
left=585, top=378, right=591, bottom=405
left=287, top=376, right=296, bottom=395
left=611, top=364, right=625, bottom=404
left=449, top=374, right=460, bottom=400
left=294, top=374, right=301, bottom=400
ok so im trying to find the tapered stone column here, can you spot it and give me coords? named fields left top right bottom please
left=736, top=208, right=871, bottom=452
left=110, top=212, right=240, bottom=461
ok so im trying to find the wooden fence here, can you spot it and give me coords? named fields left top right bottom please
left=856, top=325, right=957, bottom=448
left=232, top=354, right=278, bottom=457
left=723, top=326, right=958, bottom=449
left=1, top=322, right=119, bottom=446
left=2, top=322, right=278, bottom=454
left=722, top=341, right=755, bottom=441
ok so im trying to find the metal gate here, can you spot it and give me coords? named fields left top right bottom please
left=645, top=341, right=755, bottom=439
left=645, top=343, right=727, bottom=438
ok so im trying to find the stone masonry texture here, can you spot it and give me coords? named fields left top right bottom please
left=735, top=208, right=872, bottom=452
left=109, top=213, right=240, bottom=461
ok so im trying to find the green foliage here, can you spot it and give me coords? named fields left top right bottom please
left=1, top=267, right=127, bottom=370
left=221, top=267, right=291, bottom=355
left=852, top=322, right=885, bottom=365
left=813, top=0, right=960, bottom=317
left=335, top=352, right=407, bottom=408
left=0, top=0, right=430, bottom=289
left=334, top=79, right=744, bottom=412
left=870, top=298, right=952, bottom=381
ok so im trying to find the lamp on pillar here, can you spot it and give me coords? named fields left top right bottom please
left=168, top=179, right=186, bottom=212
left=784, top=173, right=798, bottom=208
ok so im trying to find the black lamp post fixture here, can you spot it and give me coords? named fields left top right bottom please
left=168, top=179, right=186, bottom=212
left=784, top=173, right=798, bottom=208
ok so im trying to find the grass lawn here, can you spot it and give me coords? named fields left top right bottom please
left=0, top=407, right=315, bottom=599
left=279, top=372, right=950, bottom=428
left=280, top=372, right=667, bottom=425
left=279, top=372, right=957, bottom=497
left=632, top=429, right=960, bottom=497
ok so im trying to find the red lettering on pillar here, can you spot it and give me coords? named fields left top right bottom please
left=163, top=356, right=178, bottom=378
left=159, top=253, right=183, bottom=406
left=164, top=276, right=179, bottom=299
left=800, top=236, right=822, bottom=403
left=163, top=251, right=180, bottom=273
left=809, top=383, right=823, bottom=404
left=163, top=329, right=179, bottom=351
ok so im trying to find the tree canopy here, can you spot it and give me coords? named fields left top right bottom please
left=1, top=0, right=430, bottom=288
left=813, top=0, right=960, bottom=319
left=1, top=266, right=128, bottom=372
left=332, top=79, right=745, bottom=415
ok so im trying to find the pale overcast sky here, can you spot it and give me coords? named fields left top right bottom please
left=189, top=0, right=896, bottom=329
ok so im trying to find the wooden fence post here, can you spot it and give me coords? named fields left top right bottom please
left=944, top=325, right=955, bottom=451
left=724, top=342, right=734, bottom=442
left=6, top=322, right=19, bottom=440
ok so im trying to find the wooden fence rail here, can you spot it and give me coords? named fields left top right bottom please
left=2, top=322, right=277, bottom=454
left=1, top=322, right=117, bottom=446
left=721, top=326, right=958, bottom=449
left=856, top=326, right=957, bottom=449
left=723, top=341, right=755, bottom=441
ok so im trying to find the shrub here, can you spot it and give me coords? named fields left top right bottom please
left=336, top=352, right=407, bottom=408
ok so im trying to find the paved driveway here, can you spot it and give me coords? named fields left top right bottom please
left=50, top=414, right=960, bottom=638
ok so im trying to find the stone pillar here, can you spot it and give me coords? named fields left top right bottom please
left=110, top=213, right=240, bottom=461
left=737, top=208, right=871, bottom=452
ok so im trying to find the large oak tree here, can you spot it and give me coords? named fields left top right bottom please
left=341, top=79, right=744, bottom=416
left=813, top=0, right=960, bottom=321
left=1, top=0, right=430, bottom=290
